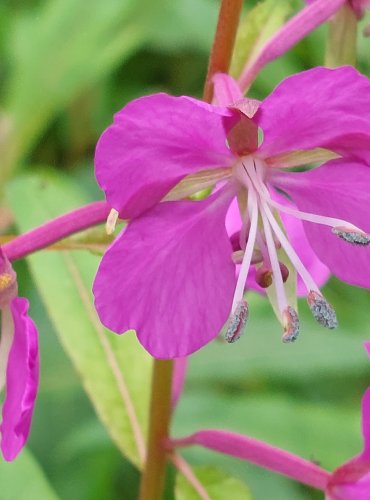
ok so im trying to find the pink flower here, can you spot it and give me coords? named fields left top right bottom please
left=93, top=66, right=370, bottom=358
left=170, top=343, right=370, bottom=498
left=0, top=248, right=39, bottom=461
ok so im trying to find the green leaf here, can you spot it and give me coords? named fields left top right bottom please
left=2, top=0, right=146, bottom=176
left=175, top=464, right=252, bottom=500
left=230, top=0, right=292, bottom=79
left=0, top=448, right=59, bottom=500
left=6, top=170, right=152, bottom=468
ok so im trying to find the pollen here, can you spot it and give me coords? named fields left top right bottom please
left=0, top=273, right=13, bottom=291
left=332, top=227, right=370, bottom=246
left=282, top=306, right=299, bottom=343
left=307, top=290, right=338, bottom=329
left=225, top=300, right=249, bottom=343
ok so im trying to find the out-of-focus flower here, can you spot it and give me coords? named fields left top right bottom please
left=0, top=248, right=39, bottom=461
left=93, top=66, right=370, bottom=358
left=305, top=0, right=370, bottom=18
left=326, top=344, right=370, bottom=499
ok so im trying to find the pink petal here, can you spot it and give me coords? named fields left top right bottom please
left=0, top=297, right=39, bottom=461
left=212, top=73, right=243, bottom=107
left=271, top=190, right=330, bottom=296
left=95, top=93, right=234, bottom=219
left=93, top=189, right=236, bottom=358
left=171, top=429, right=330, bottom=491
left=272, top=160, right=370, bottom=288
left=256, top=67, right=370, bottom=163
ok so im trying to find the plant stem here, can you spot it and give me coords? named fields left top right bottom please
left=2, top=201, right=110, bottom=261
left=325, top=3, right=357, bottom=67
left=139, top=359, right=174, bottom=500
left=203, top=0, right=243, bottom=103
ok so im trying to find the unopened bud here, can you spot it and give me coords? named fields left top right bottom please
left=307, top=291, right=338, bottom=329
left=282, top=306, right=299, bottom=343
left=279, top=262, right=289, bottom=283
left=332, top=226, right=370, bottom=246
left=255, top=267, right=273, bottom=288
left=225, top=300, right=249, bottom=343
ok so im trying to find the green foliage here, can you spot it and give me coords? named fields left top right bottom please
left=0, top=0, right=369, bottom=498
left=176, top=465, right=252, bottom=500
left=0, top=448, right=59, bottom=500
left=230, top=0, right=292, bottom=78
left=7, top=172, right=152, bottom=469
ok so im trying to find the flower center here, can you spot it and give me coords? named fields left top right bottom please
left=225, top=155, right=369, bottom=344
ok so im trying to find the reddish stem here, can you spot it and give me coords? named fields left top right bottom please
left=3, top=201, right=110, bottom=261
left=203, top=0, right=243, bottom=103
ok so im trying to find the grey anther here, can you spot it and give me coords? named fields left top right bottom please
left=282, top=306, right=299, bottom=343
left=225, top=300, right=249, bottom=343
left=307, top=290, right=338, bottom=329
left=332, top=227, right=370, bottom=246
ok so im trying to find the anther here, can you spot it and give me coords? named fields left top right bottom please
left=256, top=267, right=273, bottom=288
left=225, top=300, right=249, bottom=343
left=282, top=306, right=299, bottom=343
left=106, top=209, right=119, bottom=235
left=0, top=273, right=13, bottom=291
left=332, top=226, right=370, bottom=246
left=279, top=262, right=289, bottom=283
left=307, top=290, right=338, bottom=329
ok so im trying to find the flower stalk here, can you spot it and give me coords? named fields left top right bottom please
left=203, top=0, right=243, bottom=102
left=3, top=201, right=110, bottom=262
left=139, top=359, right=174, bottom=500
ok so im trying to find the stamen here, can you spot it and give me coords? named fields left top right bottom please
left=260, top=204, right=288, bottom=313
left=279, top=262, right=289, bottom=283
left=332, top=227, right=370, bottom=246
left=257, top=187, right=370, bottom=243
left=225, top=300, right=249, bottom=343
left=255, top=267, right=273, bottom=288
left=106, top=209, right=119, bottom=235
left=307, top=291, right=338, bottom=329
left=232, top=249, right=262, bottom=265
left=282, top=306, right=300, bottom=343
left=0, top=273, right=13, bottom=291
left=231, top=184, right=259, bottom=312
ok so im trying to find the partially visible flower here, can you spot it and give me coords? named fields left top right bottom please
left=169, top=343, right=370, bottom=498
left=0, top=248, right=39, bottom=461
left=305, top=0, right=370, bottom=18
left=93, top=66, right=370, bottom=358
left=326, top=343, right=370, bottom=499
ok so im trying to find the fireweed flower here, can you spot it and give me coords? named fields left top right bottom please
left=0, top=248, right=39, bottom=461
left=93, top=66, right=370, bottom=358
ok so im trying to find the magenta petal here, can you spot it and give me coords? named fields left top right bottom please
left=256, top=67, right=370, bottom=163
left=212, top=73, right=243, bottom=107
left=271, top=190, right=330, bottom=296
left=95, top=93, right=234, bottom=219
left=0, top=297, right=39, bottom=461
left=273, top=160, right=370, bottom=288
left=171, top=430, right=330, bottom=490
left=93, top=190, right=236, bottom=358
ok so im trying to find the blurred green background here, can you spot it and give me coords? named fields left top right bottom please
left=0, top=0, right=369, bottom=499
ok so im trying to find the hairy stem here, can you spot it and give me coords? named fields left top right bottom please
left=2, top=201, right=110, bottom=261
left=139, top=359, right=174, bottom=500
left=203, top=0, right=243, bottom=103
